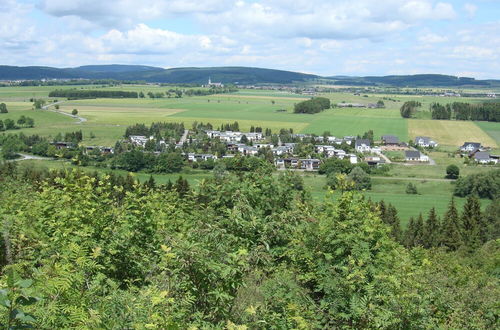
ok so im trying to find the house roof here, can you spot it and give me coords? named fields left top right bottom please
left=382, top=135, right=400, bottom=144
left=405, top=150, right=421, bottom=158
left=415, top=136, right=430, bottom=143
left=462, top=142, right=481, bottom=148
left=474, top=151, right=491, bottom=160
left=355, top=139, right=371, bottom=147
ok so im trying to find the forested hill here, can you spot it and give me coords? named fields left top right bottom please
left=329, top=74, right=500, bottom=87
left=0, top=65, right=319, bottom=84
left=1, top=65, right=499, bottom=86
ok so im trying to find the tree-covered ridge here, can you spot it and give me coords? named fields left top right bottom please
left=0, top=164, right=498, bottom=328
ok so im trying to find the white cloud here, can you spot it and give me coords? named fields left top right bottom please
left=464, top=3, right=477, bottom=18
left=418, top=33, right=448, bottom=44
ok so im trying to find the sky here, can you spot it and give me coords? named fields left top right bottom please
left=0, top=0, right=499, bottom=78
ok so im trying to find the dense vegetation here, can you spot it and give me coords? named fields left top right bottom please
left=0, top=164, right=498, bottom=328
left=430, top=102, right=500, bottom=122
left=399, top=101, right=421, bottom=118
left=454, top=169, right=500, bottom=200
left=294, top=97, right=331, bottom=114
left=48, top=89, right=139, bottom=99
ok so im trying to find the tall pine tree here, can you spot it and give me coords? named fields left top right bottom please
left=413, top=214, right=425, bottom=247
left=481, top=198, right=499, bottom=243
left=423, top=207, right=440, bottom=248
left=440, top=198, right=462, bottom=251
left=461, top=195, right=482, bottom=250
left=404, top=217, right=416, bottom=248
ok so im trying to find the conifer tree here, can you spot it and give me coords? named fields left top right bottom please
left=481, top=199, right=500, bottom=242
left=461, top=195, right=482, bottom=250
left=423, top=207, right=440, bottom=248
left=440, top=198, right=462, bottom=250
left=385, top=204, right=402, bottom=243
left=145, top=175, right=156, bottom=189
left=404, top=217, right=416, bottom=248
left=413, top=214, right=425, bottom=247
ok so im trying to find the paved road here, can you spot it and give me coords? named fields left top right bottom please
left=7, top=153, right=53, bottom=162
left=378, top=153, right=392, bottom=164
left=178, top=129, right=189, bottom=145
left=42, top=101, right=87, bottom=124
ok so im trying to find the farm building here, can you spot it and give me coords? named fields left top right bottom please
left=381, top=135, right=400, bottom=146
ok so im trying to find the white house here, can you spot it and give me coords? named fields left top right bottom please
left=474, top=152, right=498, bottom=164
left=415, top=136, right=438, bottom=148
left=405, top=150, right=429, bottom=162
left=460, top=142, right=482, bottom=152
left=355, top=139, right=371, bottom=153
left=129, top=135, right=149, bottom=147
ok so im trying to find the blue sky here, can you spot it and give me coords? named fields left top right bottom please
left=1, top=0, right=499, bottom=78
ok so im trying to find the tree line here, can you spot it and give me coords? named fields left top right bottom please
left=48, top=89, right=139, bottom=99
left=0, top=115, right=35, bottom=132
left=431, top=102, right=499, bottom=121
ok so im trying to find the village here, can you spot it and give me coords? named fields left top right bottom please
left=51, top=126, right=498, bottom=172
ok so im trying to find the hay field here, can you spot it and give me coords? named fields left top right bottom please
left=408, top=119, right=498, bottom=147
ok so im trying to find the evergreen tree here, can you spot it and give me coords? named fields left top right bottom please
left=174, top=176, right=190, bottom=197
left=440, top=198, right=462, bottom=251
left=423, top=207, right=440, bottom=248
left=413, top=214, right=425, bottom=247
left=481, top=199, right=500, bottom=242
left=461, top=195, right=482, bottom=250
left=404, top=217, right=416, bottom=248
left=145, top=175, right=156, bottom=189
left=378, top=201, right=402, bottom=243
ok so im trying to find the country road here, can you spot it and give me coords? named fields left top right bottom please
left=42, top=101, right=87, bottom=124
left=8, top=153, right=53, bottom=162
left=178, top=129, right=189, bottom=145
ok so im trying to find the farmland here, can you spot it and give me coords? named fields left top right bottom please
left=1, top=84, right=498, bottom=225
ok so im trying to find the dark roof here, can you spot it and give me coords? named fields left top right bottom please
left=405, top=150, right=421, bottom=158
left=462, top=142, right=481, bottom=148
left=355, top=139, right=371, bottom=147
left=382, top=135, right=400, bottom=144
left=474, top=151, right=490, bottom=160
left=415, top=136, right=430, bottom=143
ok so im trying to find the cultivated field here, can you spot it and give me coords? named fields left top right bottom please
left=408, top=119, right=498, bottom=147
left=1, top=84, right=498, bottom=225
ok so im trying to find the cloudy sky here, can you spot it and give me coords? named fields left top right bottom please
left=1, top=0, right=499, bottom=78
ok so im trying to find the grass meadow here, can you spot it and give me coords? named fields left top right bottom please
left=1, top=84, right=498, bottom=225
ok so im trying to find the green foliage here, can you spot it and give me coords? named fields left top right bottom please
left=405, top=182, right=418, bottom=194
left=293, top=97, right=331, bottom=114
left=0, top=103, right=7, bottom=113
left=399, top=100, right=421, bottom=118
left=446, top=164, right=460, bottom=179
left=0, top=167, right=498, bottom=328
left=49, top=89, right=138, bottom=98
left=0, top=270, right=41, bottom=329
left=454, top=169, right=499, bottom=199
left=430, top=102, right=452, bottom=120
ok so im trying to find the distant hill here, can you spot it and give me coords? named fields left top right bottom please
left=0, top=65, right=498, bottom=87
left=328, top=74, right=499, bottom=87
left=0, top=65, right=318, bottom=84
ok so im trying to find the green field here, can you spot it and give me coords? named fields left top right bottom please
left=1, top=84, right=498, bottom=225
